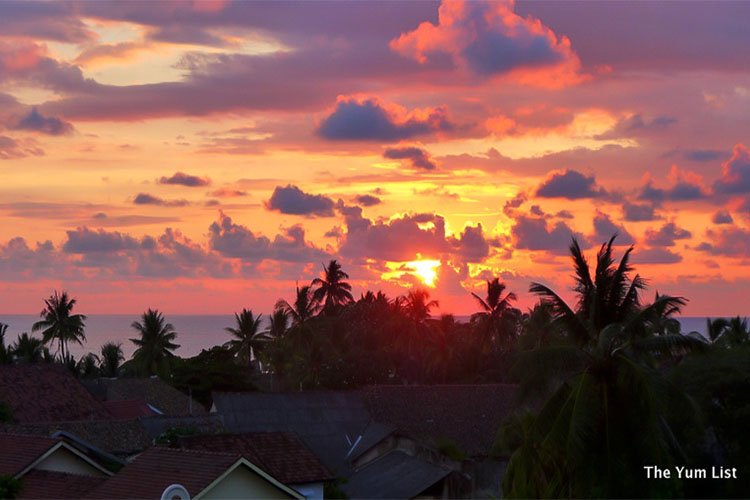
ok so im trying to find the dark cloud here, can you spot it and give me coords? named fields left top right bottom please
left=596, top=114, right=676, bottom=139
left=383, top=146, right=437, bottom=170
left=644, top=222, right=692, bottom=247
left=622, top=202, right=657, bottom=222
left=133, top=193, right=189, bottom=207
left=266, top=185, right=335, bottom=217
left=391, top=1, right=578, bottom=77
left=511, top=214, right=583, bottom=254
left=452, top=224, right=490, bottom=262
left=63, top=227, right=139, bottom=253
left=317, top=97, right=452, bottom=142
left=208, top=212, right=327, bottom=262
left=712, top=211, right=733, bottom=225
left=12, top=107, right=74, bottom=136
left=639, top=167, right=708, bottom=202
left=684, top=149, right=724, bottom=162
left=354, top=194, right=381, bottom=207
left=714, top=144, right=750, bottom=194
left=631, top=247, right=683, bottom=264
left=158, top=171, right=211, bottom=187
left=592, top=212, right=634, bottom=245
left=696, top=227, right=750, bottom=258
left=536, top=169, right=604, bottom=199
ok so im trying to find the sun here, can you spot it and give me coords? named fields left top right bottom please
left=406, top=259, right=441, bottom=287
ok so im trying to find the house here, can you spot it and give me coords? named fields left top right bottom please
left=85, top=446, right=304, bottom=499
left=175, top=432, right=334, bottom=500
left=0, top=433, right=113, bottom=499
left=83, top=376, right=207, bottom=416
left=212, top=384, right=519, bottom=498
left=0, top=365, right=111, bottom=423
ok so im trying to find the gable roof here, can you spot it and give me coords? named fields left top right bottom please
left=342, top=450, right=450, bottom=499
left=18, top=470, right=106, bottom=499
left=213, top=391, right=372, bottom=474
left=0, top=419, right=152, bottom=458
left=85, top=447, right=301, bottom=499
left=83, top=378, right=206, bottom=416
left=362, top=384, right=518, bottom=456
left=177, top=432, right=333, bottom=484
left=0, top=365, right=110, bottom=423
left=0, top=434, right=58, bottom=476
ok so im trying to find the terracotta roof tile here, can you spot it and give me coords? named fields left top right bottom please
left=0, top=365, right=110, bottom=423
left=177, top=432, right=333, bottom=484
left=0, top=434, right=58, bottom=476
left=85, top=447, right=240, bottom=499
left=17, top=470, right=106, bottom=499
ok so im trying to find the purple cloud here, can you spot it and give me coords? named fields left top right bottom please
left=536, top=169, right=604, bottom=199
left=266, top=185, right=335, bottom=217
left=133, top=193, right=189, bottom=207
left=158, top=171, right=211, bottom=187
left=383, top=146, right=437, bottom=170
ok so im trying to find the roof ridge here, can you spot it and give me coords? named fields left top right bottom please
left=153, top=446, right=241, bottom=459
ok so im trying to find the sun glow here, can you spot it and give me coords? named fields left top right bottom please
left=407, top=259, right=441, bottom=287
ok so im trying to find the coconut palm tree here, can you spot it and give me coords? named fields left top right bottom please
left=11, top=333, right=46, bottom=363
left=267, top=307, right=289, bottom=338
left=225, top=309, right=267, bottom=368
left=311, top=260, right=354, bottom=315
left=99, top=342, right=124, bottom=377
left=0, top=323, right=10, bottom=365
left=275, top=285, right=319, bottom=330
left=130, top=309, right=179, bottom=376
left=399, top=289, right=439, bottom=325
left=471, top=278, right=520, bottom=349
left=32, top=291, right=86, bottom=361
left=710, top=316, right=750, bottom=347
left=504, top=236, right=706, bottom=498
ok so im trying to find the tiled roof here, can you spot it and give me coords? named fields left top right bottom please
left=342, top=450, right=450, bottom=499
left=102, top=400, right=156, bottom=420
left=83, top=378, right=206, bottom=416
left=0, top=434, right=58, bottom=476
left=85, top=447, right=241, bottom=499
left=0, top=419, right=152, bottom=457
left=17, top=470, right=105, bottom=499
left=177, top=432, right=333, bottom=484
left=362, top=384, right=518, bottom=457
left=0, top=365, right=110, bottom=423
left=212, top=391, right=371, bottom=475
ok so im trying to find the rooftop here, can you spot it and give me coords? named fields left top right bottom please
left=0, top=433, right=58, bottom=476
left=83, top=377, right=206, bottom=416
left=177, top=432, right=333, bottom=484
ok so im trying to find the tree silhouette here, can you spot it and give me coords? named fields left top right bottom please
left=130, top=309, right=179, bottom=376
left=99, top=342, right=124, bottom=377
left=275, top=285, right=319, bottom=329
left=225, top=309, right=267, bottom=368
left=32, top=291, right=86, bottom=361
left=312, top=260, right=354, bottom=315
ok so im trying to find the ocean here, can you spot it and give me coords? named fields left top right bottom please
left=0, top=314, right=729, bottom=359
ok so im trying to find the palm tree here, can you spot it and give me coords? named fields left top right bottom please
left=0, top=323, right=11, bottom=365
left=503, top=236, right=706, bottom=498
left=267, top=307, right=289, bottom=338
left=130, top=309, right=180, bottom=376
left=275, top=285, right=319, bottom=330
left=11, top=333, right=45, bottom=363
left=77, top=353, right=100, bottom=378
left=399, top=289, right=439, bottom=325
left=471, top=278, right=520, bottom=349
left=224, top=309, right=267, bottom=368
left=710, top=316, right=749, bottom=347
left=311, top=260, right=354, bottom=315
left=32, top=291, right=86, bottom=360
left=99, top=342, right=124, bottom=377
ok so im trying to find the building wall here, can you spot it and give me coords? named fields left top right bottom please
left=200, top=466, right=294, bottom=500
left=34, top=447, right=107, bottom=477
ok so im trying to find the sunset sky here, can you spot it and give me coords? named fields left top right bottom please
left=1, top=0, right=749, bottom=316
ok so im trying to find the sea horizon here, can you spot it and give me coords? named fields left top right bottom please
left=0, top=313, right=741, bottom=360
